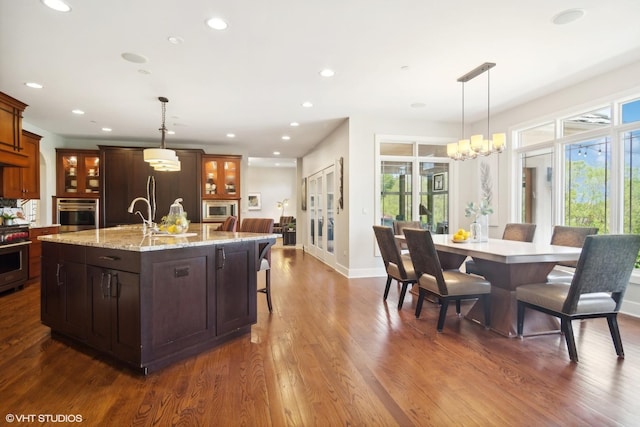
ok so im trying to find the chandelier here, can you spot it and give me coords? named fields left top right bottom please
left=143, top=97, right=181, bottom=171
left=447, top=62, right=506, bottom=161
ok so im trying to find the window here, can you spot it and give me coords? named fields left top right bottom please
left=377, top=138, right=450, bottom=233
left=564, top=138, right=610, bottom=233
left=562, top=107, right=611, bottom=137
left=622, top=99, right=640, bottom=124
left=380, top=161, right=413, bottom=225
left=515, top=97, right=638, bottom=244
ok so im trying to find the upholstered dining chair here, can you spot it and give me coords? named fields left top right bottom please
left=465, top=223, right=537, bottom=276
left=239, top=218, right=275, bottom=312
left=517, top=234, right=640, bottom=362
left=373, top=225, right=417, bottom=309
left=392, top=220, right=422, bottom=251
left=546, top=225, right=598, bottom=282
left=403, top=228, right=491, bottom=332
left=217, top=215, right=237, bottom=232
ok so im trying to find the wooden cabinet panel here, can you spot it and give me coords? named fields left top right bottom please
left=29, top=226, right=59, bottom=281
left=40, top=242, right=87, bottom=340
left=216, top=241, right=256, bottom=335
left=56, top=149, right=100, bottom=197
left=101, top=146, right=202, bottom=227
left=0, top=130, right=41, bottom=198
left=202, top=155, right=241, bottom=199
left=0, top=92, right=28, bottom=167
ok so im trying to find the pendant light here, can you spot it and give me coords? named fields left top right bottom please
left=447, top=63, right=506, bottom=161
left=144, top=96, right=181, bottom=171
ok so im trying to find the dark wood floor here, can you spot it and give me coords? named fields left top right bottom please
left=2, top=244, right=640, bottom=426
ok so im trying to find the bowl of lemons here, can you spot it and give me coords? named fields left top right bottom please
left=452, top=228, right=471, bottom=243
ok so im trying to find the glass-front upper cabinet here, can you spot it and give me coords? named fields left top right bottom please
left=56, top=149, right=100, bottom=197
left=202, top=155, right=241, bottom=199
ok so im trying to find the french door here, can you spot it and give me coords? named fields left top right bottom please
left=308, top=165, right=335, bottom=267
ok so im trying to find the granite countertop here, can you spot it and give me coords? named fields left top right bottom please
left=38, top=223, right=277, bottom=252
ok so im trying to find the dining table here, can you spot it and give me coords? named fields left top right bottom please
left=396, top=233, right=583, bottom=337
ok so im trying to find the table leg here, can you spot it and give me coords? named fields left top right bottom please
left=464, top=259, right=560, bottom=337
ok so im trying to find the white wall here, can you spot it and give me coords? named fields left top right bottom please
left=244, top=166, right=297, bottom=223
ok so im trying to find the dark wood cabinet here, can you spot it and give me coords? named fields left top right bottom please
left=28, top=225, right=59, bottom=282
left=0, top=92, right=28, bottom=167
left=100, top=146, right=202, bottom=227
left=56, top=149, right=100, bottom=197
left=0, top=130, right=41, bottom=199
left=40, top=242, right=87, bottom=340
left=86, top=266, right=140, bottom=363
left=41, top=236, right=266, bottom=373
left=216, top=242, right=256, bottom=335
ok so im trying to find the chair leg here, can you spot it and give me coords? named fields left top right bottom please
left=516, top=301, right=525, bottom=337
left=437, top=300, right=449, bottom=332
left=398, top=281, right=409, bottom=309
left=415, top=289, right=425, bottom=318
left=562, top=317, right=578, bottom=362
left=265, top=269, right=272, bottom=312
left=482, top=294, right=491, bottom=329
left=455, top=299, right=461, bottom=315
left=383, top=276, right=392, bottom=300
left=607, top=314, right=625, bottom=358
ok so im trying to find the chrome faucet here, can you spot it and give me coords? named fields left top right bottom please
left=128, top=197, right=156, bottom=233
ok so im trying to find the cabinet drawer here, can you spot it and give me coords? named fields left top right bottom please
left=86, top=247, right=140, bottom=273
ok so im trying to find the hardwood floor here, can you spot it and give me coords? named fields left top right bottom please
left=2, top=245, right=640, bottom=426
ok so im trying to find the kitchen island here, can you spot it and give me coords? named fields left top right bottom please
left=39, top=223, right=276, bottom=374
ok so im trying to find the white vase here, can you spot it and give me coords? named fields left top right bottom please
left=477, top=214, right=489, bottom=242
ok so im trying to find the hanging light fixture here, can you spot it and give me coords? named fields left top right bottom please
left=447, top=62, right=506, bottom=161
left=144, top=96, right=181, bottom=171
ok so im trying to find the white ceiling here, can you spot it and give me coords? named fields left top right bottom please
left=2, top=1, right=640, bottom=161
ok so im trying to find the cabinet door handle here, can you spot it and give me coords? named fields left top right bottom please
left=99, top=272, right=111, bottom=298
left=98, top=255, right=120, bottom=262
left=175, top=266, right=190, bottom=278
left=56, top=263, right=63, bottom=287
left=217, top=247, right=226, bottom=270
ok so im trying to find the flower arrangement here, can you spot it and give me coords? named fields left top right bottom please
left=464, top=199, right=493, bottom=220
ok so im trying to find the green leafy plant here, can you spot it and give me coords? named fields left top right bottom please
left=464, top=199, right=493, bottom=219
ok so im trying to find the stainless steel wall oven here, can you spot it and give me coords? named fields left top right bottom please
left=55, top=198, right=99, bottom=233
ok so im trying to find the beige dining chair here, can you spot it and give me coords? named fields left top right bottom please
left=403, top=228, right=491, bottom=332
left=239, top=218, right=275, bottom=312
left=465, top=223, right=537, bottom=276
left=517, top=234, right=640, bottom=362
left=373, top=225, right=417, bottom=309
left=546, top=225, right=598, bottom=282
left=392, top=220, right=422, bottom=251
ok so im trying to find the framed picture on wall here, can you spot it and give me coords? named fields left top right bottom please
left=248, top=193, right=261, bottom=210
left=301, top=178, right=307, bottom=211
left=433, top=172, right=447, bottom=192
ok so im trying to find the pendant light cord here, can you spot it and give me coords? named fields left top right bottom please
left=159, top=97, right=168, bottom=150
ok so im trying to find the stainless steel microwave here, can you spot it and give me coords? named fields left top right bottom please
left=202, top=200, right=238, bottom=222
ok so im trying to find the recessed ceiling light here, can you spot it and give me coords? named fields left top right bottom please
left=101, top=127, right=112, bottom=132
left=302, top=101, right=313, bottom=108
left=71, top=109, right=85, bottom=115
left=319, top=69, right=335, bottom=77
left=167, top=130, right=175, bottom=135
left=290, top=122, right=299, bottom=127
left=226, top=133, right=236, bottom=138
left=121, top=52, right=148, bottom=64
left=41, top=0, right=71, bottom=12
left=206, top=17, right=228, bottom=30
left=282, top=135, right=291, bottom=140
left=167, top=36, right=184, bottom=45
left=25, top=82, right=43, bottom=89
left=273, top=151, right=280, bottom=156
left=552, top=9, right=585, bottom=25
